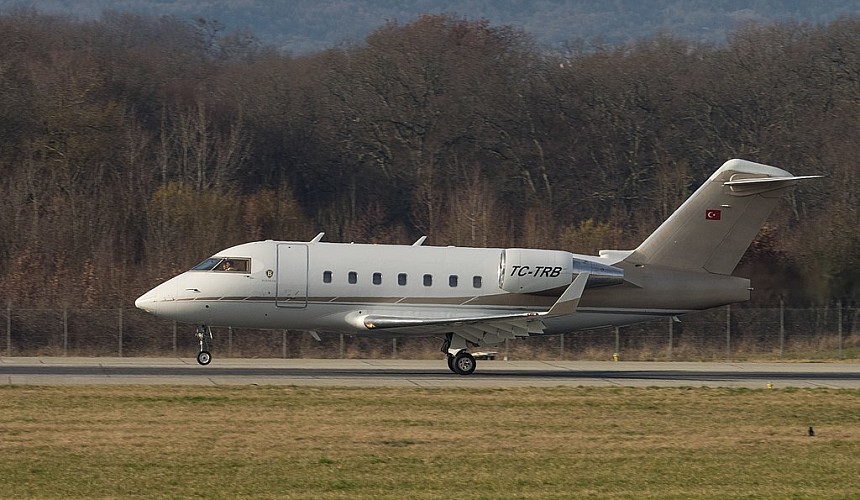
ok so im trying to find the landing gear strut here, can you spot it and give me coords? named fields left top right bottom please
left=196, top=325, right=213, bottom=365
left=442, top=333, right=476, bottom=375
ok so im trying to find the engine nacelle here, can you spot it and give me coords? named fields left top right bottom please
left=498, top=249, right=575, bottom=294
left=499, top=248, right=626, bottom=294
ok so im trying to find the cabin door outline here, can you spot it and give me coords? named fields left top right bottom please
left=276, top=244, right=308, bottom=308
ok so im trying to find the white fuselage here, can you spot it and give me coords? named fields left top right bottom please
left=135, top=239, right=748, bottom=343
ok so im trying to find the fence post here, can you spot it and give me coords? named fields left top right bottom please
left=172, top=321, right=177, bottom=356
left=5, top=301, right=10, bottom=356
left=118, top=307, right=123, bottom=357
left=282, top=330, right=287, bottom=359
left=668, top=317, right=674, bottom=359
left=837, top=300, right=843, bottom=359
left=392, top=338, right=398, bottom=359
left=339, top=333, right=344, bottom=359
left=228, top=327, right=233, bottom=358
left=63, top=307, right=68, bottom=357
left=779, top=299, right=785, bottom=358
left=725, top=305, right=731, bottom=360
left=614, top=327, right=620, bottom=357
left=560, top=333, right=565, bottom=359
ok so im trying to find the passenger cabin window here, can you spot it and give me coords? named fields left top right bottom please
left=473, top=276, right=482, bottom=288
left=373, top=272, right=382, bottom=285
left=398, top=273, right=407, bottom=286
left=449, top=275, right=458, bottom=287
left=423, top=274, right=433, bottom=287
left=193, top=257, right=250, bottom=273
left=323, top=271, right=333, bottom=283
left=348, top=271, right=358, bottom=284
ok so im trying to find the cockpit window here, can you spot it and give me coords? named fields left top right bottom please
left=192, top=258, right=221, bottom=271
left=191, top=257, right=250, bottom=273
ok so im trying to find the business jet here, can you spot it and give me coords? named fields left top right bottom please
left=135, top=159, right=819, bottom=374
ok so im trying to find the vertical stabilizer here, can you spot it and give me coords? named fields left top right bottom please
left=625, top=159, right=817, bottom=275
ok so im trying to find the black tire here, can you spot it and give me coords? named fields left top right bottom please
left=452, top=351, right=476, bottom=375
left=446, top=355, right=457, bottom=373
left=197, top=350, right=212, bottom=365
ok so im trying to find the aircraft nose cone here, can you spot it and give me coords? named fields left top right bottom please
left=135, top=292, right=157, bottom=314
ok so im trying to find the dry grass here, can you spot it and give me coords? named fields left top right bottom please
left=1, top=386, right=859, bottom=499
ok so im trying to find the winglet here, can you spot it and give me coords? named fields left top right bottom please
left=546, top=273, right=589, bottom=317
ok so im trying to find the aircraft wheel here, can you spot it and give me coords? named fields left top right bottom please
left=197, top=350, right=212, bottom=366
left=446, top=355, right=457, bottom=373
left=452, top=351, right=476, bottom=375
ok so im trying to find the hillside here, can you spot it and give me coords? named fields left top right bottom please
left=29, top=0, right=860, bottom=53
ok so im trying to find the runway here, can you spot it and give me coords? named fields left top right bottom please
left=1, top=357, right=859, bottom=388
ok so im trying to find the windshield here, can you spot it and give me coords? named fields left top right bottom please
left=192, top=258, right=221, bottom=271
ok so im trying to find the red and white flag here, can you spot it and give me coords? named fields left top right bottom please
left=705, top=209, right=721, bottom=220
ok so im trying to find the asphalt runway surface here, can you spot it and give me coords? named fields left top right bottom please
left=2, top=357, right=859, bottom=388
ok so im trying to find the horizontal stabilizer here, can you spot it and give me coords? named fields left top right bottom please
left=723, top=175, right=822, bottom=186
left=723, top=174, right=822, bottom=196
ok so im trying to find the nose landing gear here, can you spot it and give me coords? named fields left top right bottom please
left=196, top=325, right=213, bottom=365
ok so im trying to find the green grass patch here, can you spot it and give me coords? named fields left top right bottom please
left=0, top=386, right=858, bottom=498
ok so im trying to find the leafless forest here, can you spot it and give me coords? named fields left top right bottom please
left=0, top=10, right=857, bottom=318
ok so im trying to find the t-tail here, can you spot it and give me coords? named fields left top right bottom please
left=623, top=159, right=820, bottom=275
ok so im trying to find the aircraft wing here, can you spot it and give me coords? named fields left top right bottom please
left=356, top=273, right=589, bottom=343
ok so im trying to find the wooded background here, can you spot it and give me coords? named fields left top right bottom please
left=0, top=10, right=857, bottom=310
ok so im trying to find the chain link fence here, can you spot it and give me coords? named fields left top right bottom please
left=2, top=303, right=859, bottom=360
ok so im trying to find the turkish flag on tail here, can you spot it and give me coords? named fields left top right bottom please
left=705, top=209, right=721, bottom=220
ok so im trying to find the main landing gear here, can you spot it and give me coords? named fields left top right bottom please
left=442, top=333, right=477, bottom=375
left=447, top=351, right=477, bottom=375
left=195, top=325, right=213, bottom=365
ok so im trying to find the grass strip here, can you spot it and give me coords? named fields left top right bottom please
left=1, top=386, right=858, bottom=499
